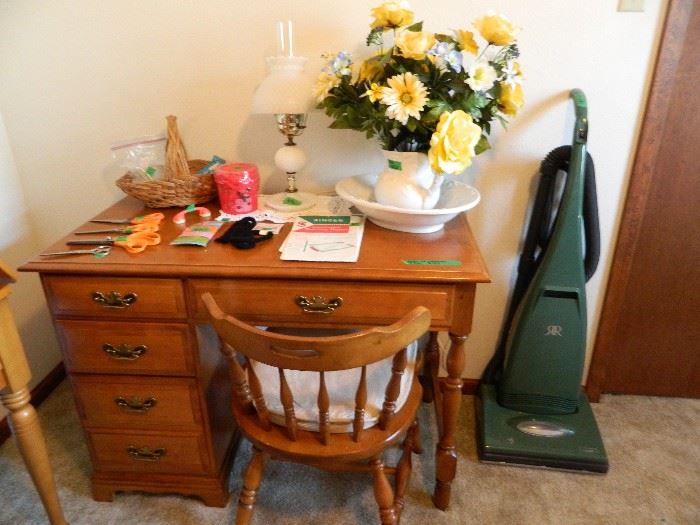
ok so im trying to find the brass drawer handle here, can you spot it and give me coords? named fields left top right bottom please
left=126, top=445, right=166, bottom=461
left=102, top=343, right=148, bottom=360
left=114, top=396, right=157, bottom=413
left=91, top=291, right=138, bottom=309
left=295, top=295, right=343, bottom=314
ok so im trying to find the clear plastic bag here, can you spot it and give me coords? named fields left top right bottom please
left=110, top=134, right=166, bottom=182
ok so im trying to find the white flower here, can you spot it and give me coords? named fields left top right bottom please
left=379, top=72, right=429, bottom=125
left=466, top=61, right=498, bottom=92
left=501, top=60, right=523, bottom=88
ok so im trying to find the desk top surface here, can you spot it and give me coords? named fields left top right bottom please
left=20, top=197, right=490, bottom=284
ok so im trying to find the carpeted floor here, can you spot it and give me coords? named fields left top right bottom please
left=1, top=380, right=699, bottom=525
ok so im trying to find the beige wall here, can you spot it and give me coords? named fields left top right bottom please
left=0, top=111, right=62, bottom=419
left=0, top=1, right=667, bottom=382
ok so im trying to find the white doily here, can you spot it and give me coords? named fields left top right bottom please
left=215, top=195, right=353, bottom=223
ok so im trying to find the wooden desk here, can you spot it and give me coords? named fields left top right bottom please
left=1, top=260, right=68, bottom=524
left=20, top=197, right=489, bottom=510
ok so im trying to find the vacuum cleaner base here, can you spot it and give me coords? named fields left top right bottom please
left=477, top=384, right=608, bottom=473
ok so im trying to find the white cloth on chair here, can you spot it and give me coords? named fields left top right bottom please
left=249, top=328, right=419, bottom=433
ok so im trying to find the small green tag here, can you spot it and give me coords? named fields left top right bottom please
left=145, top=166, right=157, bottom=178
left=300, top=216, right=351, bottom=224
left=282, top=196, right=303, bottom=206
left=388, top=159, right=402, bottom=170
left=116, top=235, right=128, bottom=242
left=94, top=252, right=109, bottom=259
left=185, top=204, right=196, bottom=212
left=401, top=259, right=462, bottom=266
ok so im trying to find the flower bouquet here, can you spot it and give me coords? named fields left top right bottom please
left=316, top=1, right=523, bottom=210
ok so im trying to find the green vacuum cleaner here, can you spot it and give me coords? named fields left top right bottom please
left=476, top=89, right=608, bottom=473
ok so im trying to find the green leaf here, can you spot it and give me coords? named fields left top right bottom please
left=378, top=49, right=394, bottom=66
left=424, top=105, right=448, bottom=124
left=329, top=119, right=351, bottom=129
left=405, top=21, right=423, bottom=32
left=467, top=92, right=489, bottom=109
left=495, top=114, right=509, bottom=129
left=475, top=135, right=491, bottom=155
left=434, top=33, right=458, bottom=45
left=366, top=27, right=384, bottom=47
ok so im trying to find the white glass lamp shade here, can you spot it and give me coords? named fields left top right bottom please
left=251, top=56, right=314, bottom=115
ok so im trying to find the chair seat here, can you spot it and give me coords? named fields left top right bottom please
left=251, top=332, right=418, bottom=433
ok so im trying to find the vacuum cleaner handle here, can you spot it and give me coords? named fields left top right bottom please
left=571, top=89, right=600, bottom=281
left=582, top=157, right=600, bottom=280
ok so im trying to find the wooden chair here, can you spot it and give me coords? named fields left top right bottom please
left=0, top=259, right=68, bottom=525
left=202, top=292, right=431, bottom=525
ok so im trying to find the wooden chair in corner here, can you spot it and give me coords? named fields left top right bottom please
left=202, top=292, right=431, bottom=525
left=0, top=259, right=68, bottom=525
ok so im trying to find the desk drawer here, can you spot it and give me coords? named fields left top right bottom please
left=55, top=320, right=195, bottom=376
left=42, top=275, right=186, bottom=319
left=73, top=375, right=202, bottom=430
left=190, top=278, right=454, bottom=328
left=87, top=430, right=210, bottom=475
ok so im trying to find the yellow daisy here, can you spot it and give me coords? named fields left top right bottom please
left=379, top=72, right=429, bottom=125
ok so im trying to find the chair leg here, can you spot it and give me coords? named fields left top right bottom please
left=236, top=447, right=267, bottom=525
left=393, top=420, right=419, bottom=520
left=371, top=457, right=397, bottom=525
left=411, top=419, right=422, bottom=455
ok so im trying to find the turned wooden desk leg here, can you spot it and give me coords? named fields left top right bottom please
left=433, top=333, right=466, bottom=511
left=1, top=387, right=69, bottom=525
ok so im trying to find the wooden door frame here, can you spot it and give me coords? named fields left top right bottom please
left=586, top=0, right=692, bottom=402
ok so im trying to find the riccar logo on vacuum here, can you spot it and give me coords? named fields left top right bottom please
left=545, top=325, right=563, bottom=336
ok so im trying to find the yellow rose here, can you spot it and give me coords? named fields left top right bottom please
left=370, top=1, right=414, bottom=29
left=358, top=56, right=384, bottom=82
left=428, top=110, right=482, bottom=175
left=395, top=30, right=436, bottom=60
left=473, top=12, right=518, bottom=46
left=498, top=82, right=524, bottom=116
left=313, top=72, right=341, bottom=103
left=455, top=29, right=478, bottom=55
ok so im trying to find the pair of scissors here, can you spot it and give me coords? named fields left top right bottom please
left=41, top=246, right=112, bottom=257
left=90, top=212, right=165, bottom=225
left=67, top=231, right=161, bottom=254
left=74, top=222, right=160, bottom=235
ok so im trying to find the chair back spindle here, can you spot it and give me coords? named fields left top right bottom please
left=278, top=368, right=298, bottom=440
left=379, top=347, right=408, bottom=430
left=318, top=371, right=330, bottom=445
left=244, top=356, right=272, bottom=431
left=219, top=341, right=256, bottom=414
left=353, top=365, right=368, bottom=442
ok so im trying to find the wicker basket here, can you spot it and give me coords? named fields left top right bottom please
left=115, top=116, right=217, bottom=208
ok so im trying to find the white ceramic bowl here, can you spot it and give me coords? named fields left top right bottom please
left=335, top=175, right=481, bottom=233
